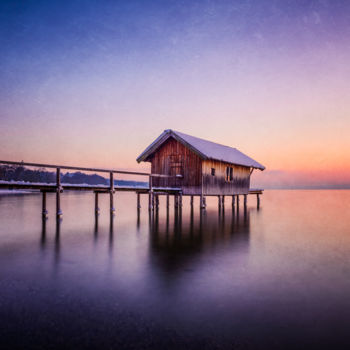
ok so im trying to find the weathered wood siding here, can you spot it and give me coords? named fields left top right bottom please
left=202, top=160, right=250, bottom=195
left=150, top=137, right=202, bottom=194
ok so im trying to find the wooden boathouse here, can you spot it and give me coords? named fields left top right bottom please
left=137, top=129, right=265, bottom=207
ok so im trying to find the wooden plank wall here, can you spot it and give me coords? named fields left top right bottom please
left=202, top=160, right=250, bottom=195
left=150, top=137, right=202, bottom=194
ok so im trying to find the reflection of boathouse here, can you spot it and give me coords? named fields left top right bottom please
left=148, top=206, right=251, bottom=275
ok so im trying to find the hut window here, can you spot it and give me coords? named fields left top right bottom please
left=211, top=168, right=215, bottom=176
left=226, top=167, right=233, bottom=182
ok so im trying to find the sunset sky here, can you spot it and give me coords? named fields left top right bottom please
left=1, top=0, right=350, bottom=188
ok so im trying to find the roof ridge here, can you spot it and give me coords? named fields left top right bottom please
left=170, top=129, right=239, bottom=151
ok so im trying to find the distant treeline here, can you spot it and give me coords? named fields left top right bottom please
left=0, top=165, right=148, bottom=187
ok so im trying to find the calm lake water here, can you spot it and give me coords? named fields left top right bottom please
left=0, top=190, right=350, bottom=349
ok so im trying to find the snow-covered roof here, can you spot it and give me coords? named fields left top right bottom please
left=136, top=129, right=265, bottom=170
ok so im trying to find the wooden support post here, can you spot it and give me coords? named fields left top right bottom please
left=190, top=195, right=194, bottom=207
left=95, top=192, right=100, bottom=214
left=236, top=195, right=239, bottom=208
left=200, top=194, right=204, bottom=209
left=137, top=193, right=141, bottom=209
left=174, top=195, right=178, bottom=208
left=232, top=195, right=235, bottom=209
left=149, top=175, right=153, bottom=211
left=148, top=193, right=152, bottom=211
left=244, top=194, right=247, bottom=208
left=110, top=192, right=115, bottom=213
left=155, top=194, right=159, bottom=209
left=166, top=194, right=170, bottom=208
left=203, top=196, right=207, bottom=208
left=257, top=194, right=260, bottom=209
left=152, top=192, right=155, bottom=211
left=179, top=193, right=183, bottom=208
left=222, top=195, right=225, bottom=207
left=218, top=195, right=221, bottom=208
left=56, top=168, right=62, bottom=217
left=110, top=172, right=115, bottom=213
left=42, top=191, right=48, bottom=217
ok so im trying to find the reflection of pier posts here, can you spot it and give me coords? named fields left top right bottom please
left=154, top=207, right=159, bottom=234
left=94, top=212, right=99, bottom=240
left=55, top=217, right=61, bottom=267
left=190, top=204, right=194, bottom=235
left=137, top=207, right=140, bottom=229
left=174, top=194, right=178, bottom=209
left=166, top=206, right=169, bottom=234
left=109, top=213, right=114, bottom=253
left=166, top=194, right=170, bottom=209
left=174, top=204, right=182, bottom=235
left=41, top=216, right=47, bottom=247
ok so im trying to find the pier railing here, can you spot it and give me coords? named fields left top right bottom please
left=0, top=159, right=182, bottom=216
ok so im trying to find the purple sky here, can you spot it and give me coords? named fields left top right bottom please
left=1, top=0, right=350, bottom=188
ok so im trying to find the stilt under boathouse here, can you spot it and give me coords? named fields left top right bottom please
left=137, top=129, right=265, bottom=209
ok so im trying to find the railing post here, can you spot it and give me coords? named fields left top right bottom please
left=110, top=172, right=115, bottom=213
left=56, top=168, right=62, bottom=217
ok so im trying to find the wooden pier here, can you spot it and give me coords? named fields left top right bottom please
left=0, top=160, right=263, bottom=217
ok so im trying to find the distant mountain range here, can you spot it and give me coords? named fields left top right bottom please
left=0, top=165, right=148, bottom=188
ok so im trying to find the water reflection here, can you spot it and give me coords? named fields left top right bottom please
left=2, top=191, right=350, bottom=348
left=94, top=212, right=99, bottom=240
left=51, top=217, right=62, bottom=275
left=109, top=212, right=114, bottom=254
left=148, top=206, right=251, bottom=276
left=40, top=217, right=47, bottom=247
